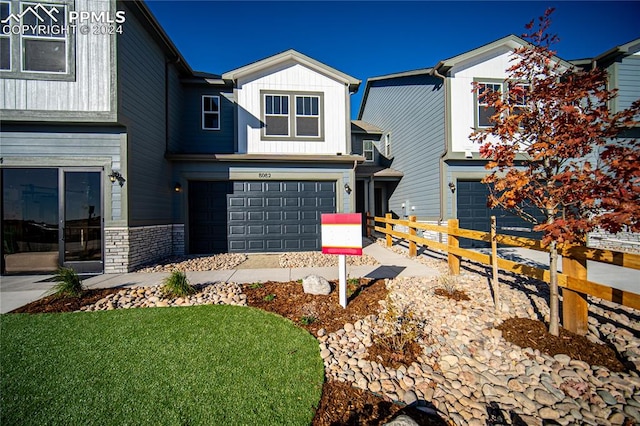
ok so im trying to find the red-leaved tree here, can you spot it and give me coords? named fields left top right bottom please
left=471, top=8, right=640, bottom=336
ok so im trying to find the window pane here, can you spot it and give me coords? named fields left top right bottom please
left=24, top=39, right=66, bottom=72
left=282, top=96, right=288, bottom=114
left=479, top=106, right=496, bottom=127
left=296, top=117, right=319, bottom=136
left=274, top=96, right=281, bottom=114
left=304, top=97, right=311, bottom=114
left=0, top=37, right=9, bottom=70
left=0, top=2, right=9, bottom=20
left=204, top=114, right=219, bottom=129
left=296, top=96, right=304, bottom=114
left=2, top=168, right=59, bottom=274
left=311, top=97, right=318, bottom=115
left=209, top=96, right=219, bottom=112
left=365, top=151, right=373, bottom=161
left=22, top=3, right=66, bottom=37
left=266, top=96, right=273, bottom=114
left=265, top=116, right=288, bottom=136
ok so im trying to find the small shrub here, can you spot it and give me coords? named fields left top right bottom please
left=299, top=316, right=317, bottom=326
left=250, top=282, right=263, bottom=289
left=347, top=277, right=359, bottom=286
left=437, top=273, right=459, bottom=295
left=50, top=267, right=84, bottom=298
left=263, top=293, right=276, bottom=302
left=161, top=271, right=195, bottom=298
left=374, top=296, right=427, bottom=355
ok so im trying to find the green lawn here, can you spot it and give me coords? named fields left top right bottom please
left=1, top=305, right=324, bottom=425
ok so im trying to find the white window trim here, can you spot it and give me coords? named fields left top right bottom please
left=294, top=95, right=321, bottom=138
left=476, top=81, right=503, bottom=129
left=363, top=140, right=374, bottom=162
left=264, top=94, right=290, bottom=137
left=384, top=134, right=391, bottom=158
left=202, top=95, right=221, bottom=131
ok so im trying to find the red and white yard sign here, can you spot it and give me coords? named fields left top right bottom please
left=321, top=213, right=362, bottom=308
left=321, top=213, right=363, bottom=255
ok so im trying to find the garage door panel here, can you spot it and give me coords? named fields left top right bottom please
left=191, top=180, right=336, bottom=253
left=230, top=211, right=245, bottom=221
left=457, top=180, right=542, bottom=248
left=284, top=211, right=299, bottom=220
left=267, top=240, right=283, bottom=250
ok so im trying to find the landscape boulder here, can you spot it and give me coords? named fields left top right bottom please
left=302, top=275, right=331, bottom=295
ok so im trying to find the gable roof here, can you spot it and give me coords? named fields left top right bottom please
left=590, top=37, right=640, bottom=67
left=222, top=49, right=361, bottom=92
left=434, top=34, right=573, bottom=75
left=357, top=34, right=574, bottom=119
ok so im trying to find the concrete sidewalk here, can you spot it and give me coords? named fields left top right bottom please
left=0, top=242, right=438, bottom=314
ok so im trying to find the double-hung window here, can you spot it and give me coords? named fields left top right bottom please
left=363, top=140, right=374, bottom=162
left=295, top=95, right=320, bottom=137
left=264, top=94, right=289, bottom=136
left=0, top=0, right=75, bottom=79
left=261, top=91, right=324, bottom=140
left=476, top=82, right=502, bottom=128
left=510, top=82, right=530, bottom=116
left=202, top=95, right=220, bottom=130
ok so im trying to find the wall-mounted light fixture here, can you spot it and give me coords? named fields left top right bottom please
left=108, top=170, right=126, bottom=187
left=344, top=183, right=352, bottom=194
left=174, top=183, right=182, bottom=193
left=448, top=182, right=456, bottom=193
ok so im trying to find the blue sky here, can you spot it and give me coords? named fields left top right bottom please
left=145, top=1, right=640, bottom=118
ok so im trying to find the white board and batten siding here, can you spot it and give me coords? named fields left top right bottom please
left=236, top=61, right=348, bottom=155
left=0, top=0, right=114, bottom=117
left=448, top=46, right=515, bottom=154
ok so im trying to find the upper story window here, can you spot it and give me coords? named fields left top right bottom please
left=384, top=134, right=391, bottom=157
left=261, top=91, right=324, bottom=141
left=264, top=94, right=289, bottom=136
left=295, top=95, right=320, bottom=137
left=0, top=0, right=75, bottom=80
left=509, top=82, right=530, bottom=116
left=202, top=95, right=220, bottom=130
left=363, top=140, right=374, bottom=162
left=476, top=82, right=502, bottom=128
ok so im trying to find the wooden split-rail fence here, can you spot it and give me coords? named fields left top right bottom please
left=365, top=213, right=640, bottom=336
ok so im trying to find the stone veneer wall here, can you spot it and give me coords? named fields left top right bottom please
left=105, top=224, right=185, bottom=273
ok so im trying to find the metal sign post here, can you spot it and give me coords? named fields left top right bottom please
left=320, top=213, right=363, bottom=308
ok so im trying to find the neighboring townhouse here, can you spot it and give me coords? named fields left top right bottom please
left=358, top=35, right=580, bottom=247
left=571, top=38, right=640, bottom=250
left=1, top=0, right=362, bottom=275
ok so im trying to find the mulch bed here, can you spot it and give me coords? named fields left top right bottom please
left=10, top=288, right=119, bottom=314
left=497, top=317, right=626, bottom=372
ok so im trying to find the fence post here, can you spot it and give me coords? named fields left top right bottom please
left=385, top=213, right=392, bottom=247
left=562, top=250, right=588, bottom=336
left=409, top=215, right=417, bottom=257
left=448, top=219, right=460, bottom=275
left=490, top=216, right=500, bottom=312
left=366, top=211, right=371, bottom=238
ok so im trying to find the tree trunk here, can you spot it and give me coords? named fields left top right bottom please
left=548, top=240, right=560, bottom=336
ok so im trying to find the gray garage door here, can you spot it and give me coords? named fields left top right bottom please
left=189, top=180, right=336, bottom=254
left=456, top=180, right=542, bottom=248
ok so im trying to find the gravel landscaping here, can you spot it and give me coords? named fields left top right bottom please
left=9, top=244, right=640, bottom=425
